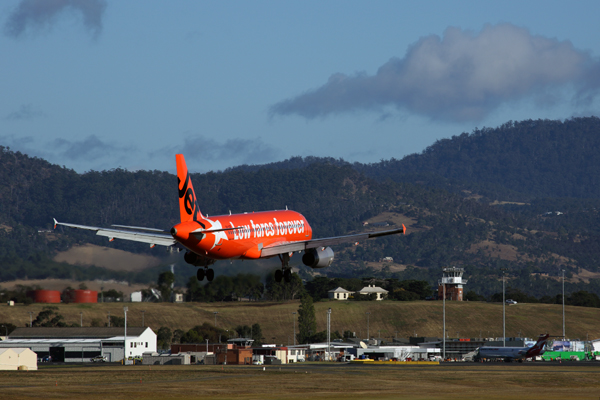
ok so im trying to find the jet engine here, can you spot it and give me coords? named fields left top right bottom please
left=184, top=251, right=214, bottom=267
left=302, top=247, right=334, bottom=268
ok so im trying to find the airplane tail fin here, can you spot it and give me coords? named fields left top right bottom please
left=176, top=154, right=203, bottom=222
left=526, top=334, right=550, bottom=357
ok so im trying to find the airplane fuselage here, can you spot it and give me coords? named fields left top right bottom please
left=171, top=210, right=312, bottom=260
left=477, top=342, right=546, bottom=360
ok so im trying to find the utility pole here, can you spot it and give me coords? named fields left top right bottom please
left=124, top=307, right=128, bottom=360
left=80, top=312, right=83, bottom=327
left=292, top=312, right=297, bottom=346
left=108, top=311, right=111, bottom=328
left=562, top=269, right=566, bottom=340
left=29, top=312, right=33, bottom=328
left=443, top=282, right=446, bottom=360
left=502, top=268, right=507, bottom=347
left=327, top=308, right=331, bottom=361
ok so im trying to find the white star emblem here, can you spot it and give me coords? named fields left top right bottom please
left=205, top=218, right=228, bottom=250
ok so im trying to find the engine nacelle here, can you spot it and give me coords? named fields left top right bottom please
left=302, top=247, right=334, bottom=268
left=184, top=251, right=214, bottom=267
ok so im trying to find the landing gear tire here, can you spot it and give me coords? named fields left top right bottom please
left=206, top=268, right=215, bottom=282
left=275, top=269, right=283, bottom=283
left=284, top=269, right=292, bottom=283
left=197, top=268, right=205, bottom=281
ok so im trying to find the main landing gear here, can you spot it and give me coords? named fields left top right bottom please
left=275, top=253, right=293, bottom=283
left=197, top=267, right=215, bottom=282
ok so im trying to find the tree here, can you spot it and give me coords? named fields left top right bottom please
left=31, top=306, right=67, bottom=327
left=297, top=295, right=317, bottom=344
left=158, top=271, right=175, bottom=302
left=107, top=316, right=125, bottom=327
left=157, top=327, right=172, bottom=349
left=251, top=323, right=263, bottom=345
left=265, top=271, right=305, bottom=301
left=0, top=322, right=17, bottom=336
left=465, top=290, right=486, bottom=302
left=569, top=290, right=600, bottom=308
left=172, top=329, right=185, bottom=344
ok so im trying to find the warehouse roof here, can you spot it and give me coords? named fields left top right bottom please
left=9, top=327, right=149, bottom=339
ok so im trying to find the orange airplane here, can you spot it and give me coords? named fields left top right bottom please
left=54, top=155, right=406, bottom=282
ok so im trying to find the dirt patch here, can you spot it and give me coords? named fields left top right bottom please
left=489, top=200, right=529, bottom=206
left=466, top=240, right=523, bottom=262
left=364, top=261, right=407, bottom=273
left=573, top=268, right=600, bottom=283
left=0, top=278, right=148, bottom=297
left=467, top=239, right=576, bottom=266
left=53, top=244, right=161, bottom=271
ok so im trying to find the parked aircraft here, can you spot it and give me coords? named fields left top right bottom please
left=54, top=155, right=406, bottom=282
left=475, top=334, right=550, bottom=362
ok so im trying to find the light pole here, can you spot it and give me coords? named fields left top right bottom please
left=502, top=269, right=506, bottom=347
left=365, top=312, right=371, bottom=340
left=292, top=312, right=297, bottom=346
left=443, top=282, right=446, bottom=360
left=214, top=312, right=218, bottom=328
left=562, top=269, right=566, bottom=340
left=124, top=306, right=128, bottom=359
left=142, top=310, right=145, bottom=327
left=327, top=308, right=331, bottom=361
left=28, top=312, right=33, bottom=327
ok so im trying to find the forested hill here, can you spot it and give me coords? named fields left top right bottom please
left=2, top=116, right=600, bottom=299
left=357, top=117, right=600, bottom=201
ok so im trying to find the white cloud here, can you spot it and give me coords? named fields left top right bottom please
left=271, top=24, right=600, bottom=122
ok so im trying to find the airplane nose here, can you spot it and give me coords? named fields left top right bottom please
left=170, top=227, right=177, bottom=236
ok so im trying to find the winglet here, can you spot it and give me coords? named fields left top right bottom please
left=53, top=218, right=58, bottom=229
left=176, top=154, right=203, bottom=222
left=402, top=224, right=406, bottom=234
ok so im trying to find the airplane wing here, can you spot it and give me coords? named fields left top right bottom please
left=260, top=224, right=406, bottom=257
left=53, top=219, right=177, bottom=248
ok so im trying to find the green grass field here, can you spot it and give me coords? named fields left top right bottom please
left=1, top=363, right=600, bottom=400
left=2, top=300, right=599, bottom=343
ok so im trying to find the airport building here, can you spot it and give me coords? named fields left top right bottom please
left=0, top=348, right=38, bottom=371
left=0, top=327, right=156, bottom=362
left=438, top=267, right=467, bottom=301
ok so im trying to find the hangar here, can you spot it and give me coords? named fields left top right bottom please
left=0, top=327, right=156, bottom=362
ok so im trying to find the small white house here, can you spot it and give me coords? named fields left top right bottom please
left=0, top=348, right=38, bottom=371
left=358, top=285, right=389, bottom=301
left=130, top=291, right=143, bottom=302
left=328, top=287, right=354, bottom=300
left=286, top=347, right=306, bottom=363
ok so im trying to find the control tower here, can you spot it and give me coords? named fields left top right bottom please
left=438, top=267, right=467, bottom=301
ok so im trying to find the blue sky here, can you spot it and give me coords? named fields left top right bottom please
left=2, top=0, right=599, bottom=173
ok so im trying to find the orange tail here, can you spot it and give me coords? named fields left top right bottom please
left=176, top=154, right=202, bottom=222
